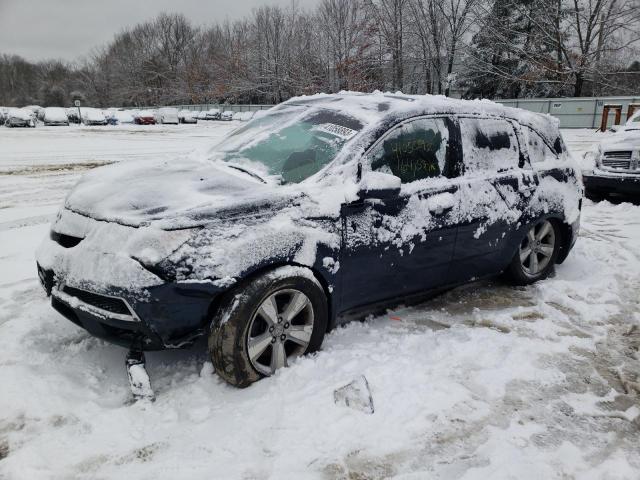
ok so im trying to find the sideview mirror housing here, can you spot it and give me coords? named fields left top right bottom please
left=358, top=171, right=401, bottom=200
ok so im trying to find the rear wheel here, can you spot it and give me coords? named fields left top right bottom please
left=505, top=219, right=560, bottom=285
left=209, top=267, right=327, bottom=387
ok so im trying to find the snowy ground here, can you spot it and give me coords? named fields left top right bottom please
left=1, top=124, right=640, bottom=479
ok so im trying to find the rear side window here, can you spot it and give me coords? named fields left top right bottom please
left=368, top=117, right=450, bottom=184
left=459, top=118, right=520, bottom=174
left=522, top=126, right=558, bottom=164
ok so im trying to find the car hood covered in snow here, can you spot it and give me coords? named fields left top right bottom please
left=63, top=157, right=301, bottom=229
left=8, top=108, right=33, bottom=121
left=600, top=131, right=640, bottom=151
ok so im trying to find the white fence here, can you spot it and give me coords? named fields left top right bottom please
left=495, top=96, right=640, bottom=129
left=159, top=95, right=640, bottom=129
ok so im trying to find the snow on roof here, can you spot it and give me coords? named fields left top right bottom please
left=282, top=91, right=560, bottom=144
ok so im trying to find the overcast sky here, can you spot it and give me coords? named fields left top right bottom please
left=0, top=0, right=319, bottom=62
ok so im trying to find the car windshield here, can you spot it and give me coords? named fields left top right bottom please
left=212, top=105, right=363, bottom=184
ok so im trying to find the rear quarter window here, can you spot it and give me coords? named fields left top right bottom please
left=522, top=126, right=559, bottom=164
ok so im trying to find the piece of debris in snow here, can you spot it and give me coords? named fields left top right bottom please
left=126, top=350, right=155, bottom=401
left=334, top=375, right=374, bottom=414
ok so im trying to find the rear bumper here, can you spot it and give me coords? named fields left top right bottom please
left=38, top=263, right=223, bottom=350
left=583, top=172, right=640, bottom=196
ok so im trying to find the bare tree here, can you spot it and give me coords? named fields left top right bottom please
left=364, top=0, right=408, bottom=90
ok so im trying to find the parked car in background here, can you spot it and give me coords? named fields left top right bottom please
left=196, top=111, right=208, bottom=121
left=36, top=93, right=582, bottom=388
left=220, top=110, right=234, bottom=121
left=204, top=108, right=221, bottom=120
left=178, top=109, right=197, bottom=124
left=103, top=110, right=117, bottom=125
left=66, top=108, right=81, bottom=124
left=5, top=108, right=36, bottom=127
left=618, top=111, right=640, bottom=133
left=134, top=110, right=156, bottom=125
left=81, top=108, right=108, bottom=126
left=155, top=107, right=179, bottom=125
left=113, top=110, right=135, bottom=124
left=583, top=130, right=640, bottom=198
left=43, top=107, right=69, bottom=126
left=24, top=105, right=44, bottom=120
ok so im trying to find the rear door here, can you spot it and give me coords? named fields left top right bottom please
left=450, top=116, right=532, bottom=282
left=339, top=116, right=459, bottom=312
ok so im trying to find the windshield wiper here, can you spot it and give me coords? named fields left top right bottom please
left=226, top=164, right=267, bottom=184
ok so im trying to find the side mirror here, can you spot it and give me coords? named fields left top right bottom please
left=358, top=171, right=401, bottom=200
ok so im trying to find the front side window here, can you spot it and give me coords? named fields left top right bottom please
left=522, top=126, right=558, bottom=164
left=213, top=106, right=363, bottom=184
left=459, top=118, right=520, bottom=174
left=368, top=118, right=450, bottom=184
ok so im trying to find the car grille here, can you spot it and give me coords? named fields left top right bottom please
left=601, top=158, right=632, bottom=170
left=62, top=285, right=131, bottom=316
left=50, top=231, right=83, bottom=248
left=603, top=151, right=632, bottom=159
left=601, top=151, right=636, bottom=171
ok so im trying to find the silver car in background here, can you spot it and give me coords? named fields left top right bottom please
left=155, top=107, right=179, bottom=125
left=178, top=109, right=197, bottom=124
left=5, top=108, right=36, bottom=127
left=43, top=107, right=70, bottom=126
left=81, top=108, right=108, bottom=126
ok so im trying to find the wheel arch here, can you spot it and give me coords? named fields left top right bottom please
left=206, top=261, right=336, bottom=333
left=552, top=216, right=575, bottom=265
left=506, top=213, right=572, bottom=267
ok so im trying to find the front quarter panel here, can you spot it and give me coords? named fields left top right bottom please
left=165, top=208, right=342, bottom=300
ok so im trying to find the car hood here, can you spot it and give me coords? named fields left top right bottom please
left=64, top=157, right=300, bottom=229
left=601, top=131, right=640, bottom=151
left=9, top=109, right=32, bottom=121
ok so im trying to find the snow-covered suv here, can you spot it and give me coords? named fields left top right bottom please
left=583, top=127, right=640, bottom=199
left=36, top=93, right=582, bottom=387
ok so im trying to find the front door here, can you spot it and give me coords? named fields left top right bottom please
left=339, top=116, right=459, bottom=312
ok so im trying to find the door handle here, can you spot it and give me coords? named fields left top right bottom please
left=428, top=204, right=453, bottom=215
left=425, top=192, right=456, bottom=215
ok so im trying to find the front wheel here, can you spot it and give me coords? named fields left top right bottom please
left=504, top=219, right=560, bottom=285
left=209, top=267, right=328, bottom=387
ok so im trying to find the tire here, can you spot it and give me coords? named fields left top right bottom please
left=504, top=218, right=561, bottom=286
left=209, top=266, right=328, bottom=388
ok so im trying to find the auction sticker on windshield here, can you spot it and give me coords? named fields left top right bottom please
left=314, top=123, right=358, bottom=140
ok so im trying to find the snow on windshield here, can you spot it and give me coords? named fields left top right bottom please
left=211, top=105, right=364, bottom=184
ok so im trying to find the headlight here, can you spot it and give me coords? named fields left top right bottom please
left=582, top=147, right=601, bottom=170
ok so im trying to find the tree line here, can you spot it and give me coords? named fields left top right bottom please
left=1, top=0, right=638, bottom=108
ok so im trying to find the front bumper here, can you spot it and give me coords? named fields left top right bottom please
left=38, top=263, right=222, bottom=350
left=35, top=210, right=223, bottom=350
left=583, top=171, right=640, bottom=196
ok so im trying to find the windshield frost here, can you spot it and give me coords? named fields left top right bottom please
left=212, top=105, right=363, bottom=184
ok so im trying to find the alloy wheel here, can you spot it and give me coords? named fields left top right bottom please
left=519, top=220, right=556, bottom=276
left=246, top=289, right=314, bottom=376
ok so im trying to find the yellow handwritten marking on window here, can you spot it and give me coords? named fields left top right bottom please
left=390, top=139, right=440, bottom=178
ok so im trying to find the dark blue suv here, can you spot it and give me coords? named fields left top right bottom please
left=36, top=93, right=582, bottom=387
